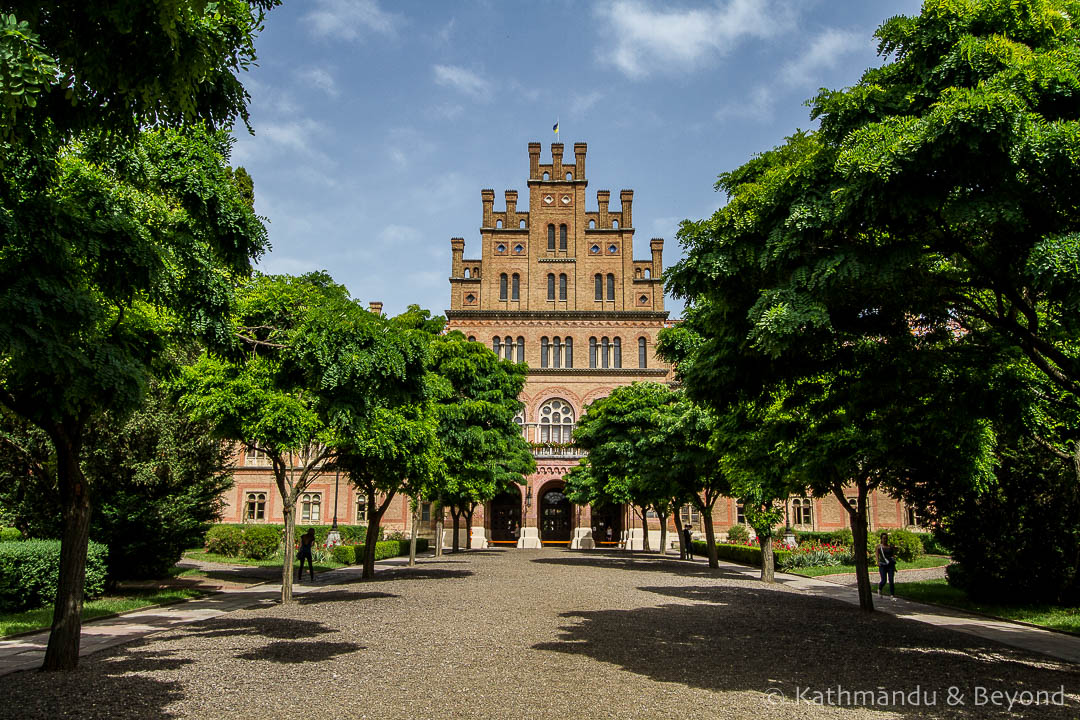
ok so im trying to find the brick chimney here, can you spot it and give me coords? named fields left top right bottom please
left=369, top=301, right=383, bottom=315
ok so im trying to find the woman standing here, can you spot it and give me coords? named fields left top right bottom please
left=876, top=533, right=896, bottom=599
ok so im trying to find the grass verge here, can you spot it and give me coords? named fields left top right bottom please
left=0, top=589, right=204, bottom=637
left=792, top=555, right=951, bottom=577
left=891, top=579, right=1080, bottom=635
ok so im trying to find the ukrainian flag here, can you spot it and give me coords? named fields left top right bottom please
left=552, top=121, right=559, bottom=134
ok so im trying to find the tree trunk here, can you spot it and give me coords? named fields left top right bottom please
left=450, top=506, right=461, bottom=553
left=408, top=500, right=418, bottom=567
left=361, top=487, right=387, bottom=580
left=835, top=481, right=874, bottom=611
left=657, top=509, right=668, bottom=557
left=280, top=499, right=296, bottom=602
left=637, top=506, right=651, bottom=552
left=42, top=431, right=90, bottom=672
left=702, top=505, right=719, bottom=569
left=465, top=503, right=475, bottom=550
left=673, top=510, right=686, bottom=560
left=758, top=532, right=775, bottom=583
left=434, top=499, right=444, bottom=558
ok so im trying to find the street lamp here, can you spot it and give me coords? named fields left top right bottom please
left=326, top=468, right=341, bottom=548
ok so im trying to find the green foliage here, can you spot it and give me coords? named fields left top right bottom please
left=795, top=530, right=854, bottom=547
left=239, top=525, right=279, bottom=560
left=725, top=524, right=749, bottom=543
left=353, top=539, right=426, bottom=563
left=875, top=528, right=924, bottom=563
left=330, top=544, right=355, bottom=565
left=0, top=528, right=20, bottom=542
left=0, top=540, right=106, bottom=612
left=205, top=525, right=243, bottom=557
left=917, top=532, right=952, bottom=556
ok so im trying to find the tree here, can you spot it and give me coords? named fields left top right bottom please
left=180, top=274, right=430, bottom=594
left=0, top=0, right=277, bottom=672
left=426, top=331, right=534, bottom=553
left=0, top=127, right=266, bottom=669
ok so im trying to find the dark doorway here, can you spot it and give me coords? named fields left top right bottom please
left=490, top=487, right=522, bottom=544
left=541, top=489, right=571, bottom=543
left=591, top=503, right=623, bottom=546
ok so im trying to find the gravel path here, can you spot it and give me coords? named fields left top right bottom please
left=3, top=550, right=1077, bottom=719
left=818, top=565, right=949, bottom=586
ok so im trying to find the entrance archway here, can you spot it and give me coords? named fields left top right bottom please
left=540, top=488, right=571, bottom=543
left=489, top=486, right=522, bottom=544
left=590, top=503, right=623, bottom=546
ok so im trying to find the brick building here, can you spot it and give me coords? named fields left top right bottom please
left=219, top=142, right=918, bottom=548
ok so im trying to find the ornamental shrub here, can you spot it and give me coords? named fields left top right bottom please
left=240, top=525, right=280, bottom=560
left=0, top=540, right=108, bottom=612
left=202, top=524, right=372, bottom=553
left=725, top=524, right=749, bottom=543
left=0, top=528, right=21, bottom=542
left=917, top=532, right=951, bottom=556
left=331, top=544, right=356, bottom=564
left=875, top=529, right=923, bottom=563
left=205, top=525, right=243, bottom=556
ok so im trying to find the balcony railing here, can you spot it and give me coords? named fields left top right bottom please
left=531, top=443, right=587, bottom=459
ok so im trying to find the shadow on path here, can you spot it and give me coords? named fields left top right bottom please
left=533, top=581, right=1080, bottom=718
left=236, top=640, right=363, bottom=664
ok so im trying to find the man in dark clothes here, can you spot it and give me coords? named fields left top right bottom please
left=683, top=526, right=694, bottom=560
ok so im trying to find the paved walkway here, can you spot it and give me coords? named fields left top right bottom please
left=2, top=552, right=1078, bottom=677
left=0, top=553, right=427, bottom=676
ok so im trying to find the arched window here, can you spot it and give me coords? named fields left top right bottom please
left=496, top=219, right=503, bottom=228
left=594, top=274, right=602, bottom=301
left=499, top=273, right=508, bottom=300
left=607, top=273, right=615, bottom=300
left=473, top=267, right=480, bottom=277
left=463, top=267, right=470, bottom=278
left=644, top=268, right=651, bottom=279
left=566, top=171, right=573, bottom=180
left=613, top=337, right=622, bottom=368
left=301, top=492, right=322, bottom=522
left=539, top=398, right=575, bottom=443
left=541, top=337, right=549, bottom=368
left=245, top=492, right=266, bottom=521
left=793, top=498, right=813, bottom=526
left=511, top=273, right=520, bottom=301
left=612, top=219, right=619, bottom=229
left=564, top=337, right=573, bottom=368
left=559, top=224, right=567, bottom=250
left=559, top=273, right=567, bottom=301
left=493, top=337, right=501, bottom=356
left=519, top=219, right=526, bottom=228
left=552, top=337, right=562, bottom=369
left=504, top=336, right=513, bottom=361
left=547, top=224, right=555, bottom=251
left=513, top=412, right=526, bottom=438
left=638, top=337, right=647, bottom=368
left=601, top=336, right=610, bottom=369
left=589, top=337, right=597, bottom=368
left=516, top=336, right=525, bottom=364
left=543, top=171, right=550, bottom=180
left=467, top=336, right=476, bottom=342
left=589, top=219, right=596, bottom=229
left=547, top=273, right=555, bottom=300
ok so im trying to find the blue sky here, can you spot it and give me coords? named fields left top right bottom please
left=233, top=0, right=925, bottom=318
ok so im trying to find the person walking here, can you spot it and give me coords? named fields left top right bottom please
left=876, top=533, right=896, bottom=599
left=683, top=526, right=694, bottom=560
left=297, top=528, right=316, bottom=583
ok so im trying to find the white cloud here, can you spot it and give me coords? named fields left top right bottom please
left=295, top=67, right=339, bottom=97
left=569, top=90, right=605, bottom=118
left=378, top=224, right=423, bottom=246
left=305, top=0, right=400, bottom=41
left=430, top=102, right=465, bottom=120
left=433, top=65, right=491, bottom=100
left=594, top=0, right=791, bottom=79
left=781, top=28, right=870, bottom=87
left=436, top=18, right=456, bottom=45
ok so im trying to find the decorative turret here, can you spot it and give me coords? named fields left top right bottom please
left=528, top=142, right=541, bottom=179
left=551, top=143, right=564, bottom=178
left=451, top=237, right=465, bottom=278
left=597, top=190, right=610, bottom=226
left=574, top=142, right=587, bottom=180
left=481, top=189, right=495, bottom=227
left=620, top=190, right=634, bottom=228
left=505, top=190, right=517, bottom=218
left=650, top=238, right=664, bottom=276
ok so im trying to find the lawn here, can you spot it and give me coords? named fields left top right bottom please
left=892, top=579, right=1080, bottom=635
left=0, top=589, right=204, bottom=637
left=790, top=555, right=951, bottom=577
left=182, top=548, right=346, bottom=572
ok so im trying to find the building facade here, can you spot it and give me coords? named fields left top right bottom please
left=218, top=142, right=918, bottom=548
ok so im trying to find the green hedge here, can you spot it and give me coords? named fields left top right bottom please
left=0, top=540, right=108, bottom=612
left=691, top=540, right=794, bottom=568
left=203, top=524, right=372, bottom=558
left=0, top=528, right=22, bottom=542
left=795, top=530, right=855, bottom=547
left=332, top=538, right=431, bottom=565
